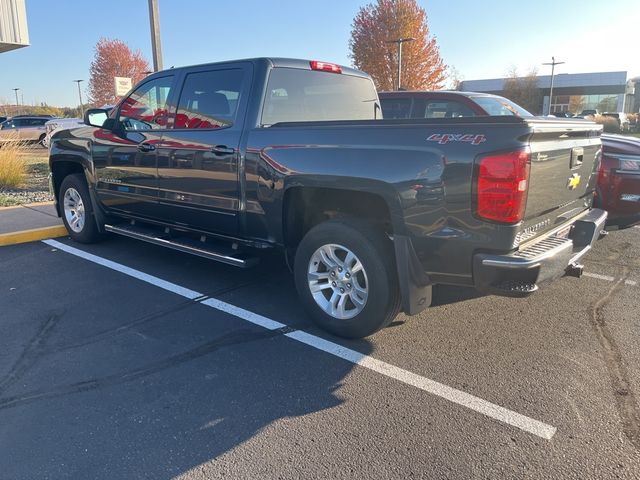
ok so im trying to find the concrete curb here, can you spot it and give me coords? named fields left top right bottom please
left=0, top=225, right=68, bottom=246
left=0, top=201, right=55, bottom=211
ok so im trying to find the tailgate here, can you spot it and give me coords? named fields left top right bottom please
left=518, top=119, right=602, bottom=242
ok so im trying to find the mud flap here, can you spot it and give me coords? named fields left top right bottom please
left=393, top=234, right=432, bottom=315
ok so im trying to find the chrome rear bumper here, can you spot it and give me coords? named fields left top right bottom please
left=473, top=209, right=608, bottom=297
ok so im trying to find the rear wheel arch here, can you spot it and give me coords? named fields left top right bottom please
left=282, top=185, right=401, bottom=251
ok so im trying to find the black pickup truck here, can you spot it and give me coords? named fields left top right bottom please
left=49, top=57, right=607, bottom=338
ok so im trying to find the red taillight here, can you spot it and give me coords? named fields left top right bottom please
left=476, top=149, right=530, bottom=224
left=309, top=60, right=342, bottom=74
left=599, top=154, right=618, bottom=178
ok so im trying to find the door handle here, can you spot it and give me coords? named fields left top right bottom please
left=211, top=145, right=236, bottom=155
left=137, top=142, right=156, bottom=153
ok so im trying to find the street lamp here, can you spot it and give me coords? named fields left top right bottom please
left=387, top=37, right=415, bottom=90
left=148, top=0, right=163, bottom=71
left=73, top=80, right=84, bottom=118
left=543, top=56, right=565, bottom=115
left=12, top=88, right=20, bottom=114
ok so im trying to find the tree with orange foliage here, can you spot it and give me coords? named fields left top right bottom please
left=349, top=0, right=447, bottom=91
left=88, top=38, right=150, bottom=107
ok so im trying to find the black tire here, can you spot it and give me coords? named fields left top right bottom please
left=38, top=134, right=46, bottom=147
left=294, top=219, right=401, bottom=338
left=59, top=173, right=102, bottom=244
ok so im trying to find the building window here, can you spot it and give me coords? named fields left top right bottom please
left=552, top=94, right=619, bottom=114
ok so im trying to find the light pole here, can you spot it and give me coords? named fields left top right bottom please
left=543, top=56, right=565, bottom=115
left=12, top=88, right=20, bottom=114
left=73, top=80, right=84, bottom=118
left=387, top=37, right=415, bottom=90
left=148, top=0, right=163, bottom=72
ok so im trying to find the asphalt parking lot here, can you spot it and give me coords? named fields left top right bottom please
left=1, top=225, right=639, bottom=479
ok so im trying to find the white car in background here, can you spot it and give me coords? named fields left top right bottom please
left=43, top=117, right=85, bottom=148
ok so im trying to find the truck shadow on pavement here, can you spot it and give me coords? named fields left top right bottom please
left=0, top=238, right=489, bottom=479
left=0, top=245, right=370, bottom=479
left=430, top=284, right=485, bottom=306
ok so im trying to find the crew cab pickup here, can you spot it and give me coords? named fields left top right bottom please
left=49, top=58, right=607, bottom=338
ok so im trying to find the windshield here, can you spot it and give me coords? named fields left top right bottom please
left=262, top=67, right=379, bottom=125
left=471, top=95, right=533, bottom=117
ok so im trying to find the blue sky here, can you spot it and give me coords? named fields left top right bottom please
left=1, top=0, right=638, bottom=107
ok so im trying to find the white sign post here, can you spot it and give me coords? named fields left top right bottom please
left=114, top=77, right=132, bottom=96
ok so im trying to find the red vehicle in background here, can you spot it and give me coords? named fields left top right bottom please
left=596, top=134, right=640, bottom=226
left=379, top=91, right=640, bottom=226
left=378, top=90, right=532, bottom=119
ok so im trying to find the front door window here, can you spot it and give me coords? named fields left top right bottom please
left=118, top=76, right=174, bottom=131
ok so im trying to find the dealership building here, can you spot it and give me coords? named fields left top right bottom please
left=460, top=71, right=639, bottom=115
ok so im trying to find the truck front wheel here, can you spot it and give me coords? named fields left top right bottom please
left=294, top=219, right=400, bottom=338
left=59, top=173, right=102, bottom=244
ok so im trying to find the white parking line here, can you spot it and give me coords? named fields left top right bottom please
left=584, top=272, right=637, bottom=286
left=286, top=330, right=556, bottom=440
left=43, top=240, right=202, bottom=300
left=584, top=272, right=616, bottom=282
left=42, top=239, right=557, bottom=440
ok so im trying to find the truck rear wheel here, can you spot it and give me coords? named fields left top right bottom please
left=294, top=219, right=400, bottom=338
left=59, top=173, right=102, bottom=244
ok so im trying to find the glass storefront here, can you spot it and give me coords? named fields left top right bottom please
left=550, top=94, right=619, bottom=114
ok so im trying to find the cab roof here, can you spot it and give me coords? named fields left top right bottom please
left=149, top=57, right=369, bottom=79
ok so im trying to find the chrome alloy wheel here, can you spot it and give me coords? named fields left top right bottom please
left=63, top=187, right=85, bottom=233
left=307, top=244, right=369, bottom=319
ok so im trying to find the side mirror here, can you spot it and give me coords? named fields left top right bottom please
left=84, top=108, right=110, bottom=128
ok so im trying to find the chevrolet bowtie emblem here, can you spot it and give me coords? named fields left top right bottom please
left=567, top=173, right=581, bottom=190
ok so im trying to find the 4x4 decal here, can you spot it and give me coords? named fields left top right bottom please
left=427, top=133, right=486, bottom=145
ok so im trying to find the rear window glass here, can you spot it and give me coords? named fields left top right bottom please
left=261, top=67, right=379, bottom=125
left=418, top=100, right=476, bottom=118
left=471, top=96, right=532, bottom=117
left=380, top=98, right=412, bottom=119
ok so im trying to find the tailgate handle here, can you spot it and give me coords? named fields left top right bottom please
left=570, top=147, right=584, bottom=169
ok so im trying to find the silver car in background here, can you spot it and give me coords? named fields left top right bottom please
left=0, top=116, right=52, bottom=147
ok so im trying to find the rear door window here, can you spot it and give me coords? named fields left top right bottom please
left=174, top=69, right=245, bottom=129
left=26, top=118, right=47, bottom=126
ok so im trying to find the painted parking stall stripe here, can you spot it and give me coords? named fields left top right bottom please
left=200, top=298, right=287, bottom=331
left=42, top=238, right=557, bottom=440
left=584, top=272, right=616, bottom=282
left=286, top=330, right=556, bottom=439
left=584, top=271, right=637, bottom=287
left=44, top=239, right=202, bottom=300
